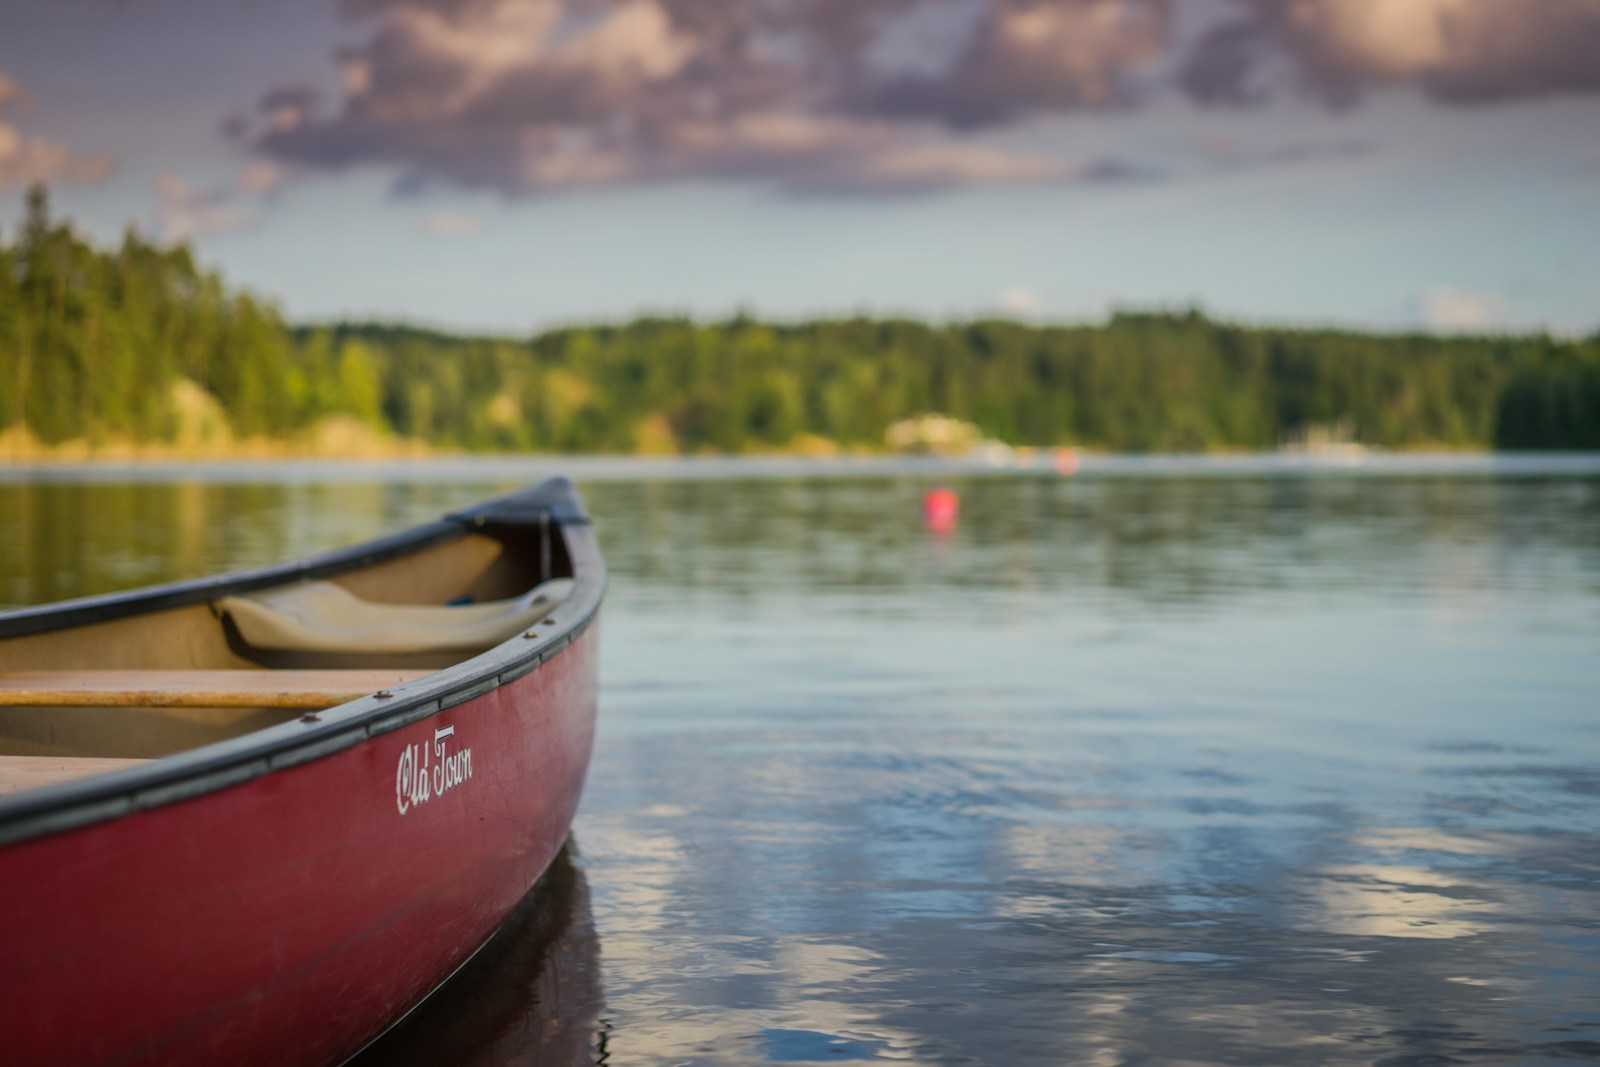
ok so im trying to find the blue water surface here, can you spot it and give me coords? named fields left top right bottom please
left=3, top=455, right=1596, bottom=1066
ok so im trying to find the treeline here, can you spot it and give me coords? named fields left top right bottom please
left=3, top=185, right=1598, bottom=454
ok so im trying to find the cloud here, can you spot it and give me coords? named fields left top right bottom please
left=1184, top=0, right=1600, bottom=106
left=852, top=0, right=1171, bottom=128
left=419, top=210, right=480, bottom=236
left=1189, top=134, right=1370, bottom=172
left=238, top=161, right=289, bottom=197
left=244, top=0, right=1157, bottom=196
left=154, top=157, right=304, bottom=242
left=0, top=73, right=115, bottom=190
left=156, top=173, right=256, bottom=241
left=1420, top=285, right=1504, bottom=334
left=240, top=0, right=1600, bottom=198
left=997, top=285, right=1039, bottom=316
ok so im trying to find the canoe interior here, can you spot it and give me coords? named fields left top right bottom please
left=0, top=523, right=567, bottom=768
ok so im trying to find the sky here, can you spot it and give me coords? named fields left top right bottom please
left=1, top=0, right=1597, bottom=336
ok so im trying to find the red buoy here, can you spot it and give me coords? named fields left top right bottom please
left=922, top=487, right=960, bottom=531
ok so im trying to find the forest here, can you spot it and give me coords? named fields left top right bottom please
left=3, top=185, right=1597, bottom=456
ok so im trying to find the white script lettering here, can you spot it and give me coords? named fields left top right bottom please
left=395, top=724, right=473, bottom=815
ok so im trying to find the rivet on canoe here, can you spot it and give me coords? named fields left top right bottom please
left=523, top=630, right=539, bottom=639
left=543, top=618, right=557, bottom=625
left=375, top=690, right=394, bottom=699
left=300, top=713, right=320, bottom=724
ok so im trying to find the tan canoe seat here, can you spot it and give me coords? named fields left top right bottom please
left=215, top=578, right=573, bottom=656
left=0, top=670, right=430, bottom=709
left=0, top=755, right=150, bottom=796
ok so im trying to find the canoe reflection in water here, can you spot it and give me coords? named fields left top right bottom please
left=354, top=842, right=606, bottom=1067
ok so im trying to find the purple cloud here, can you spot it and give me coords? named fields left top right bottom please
left=245, top=0, right=1161, bottom=195
left=1184, top=0, right=1600, bottom=107
left=241, top=0, right=1600, bottom=197
left=0, top=73, right=115, bottom=190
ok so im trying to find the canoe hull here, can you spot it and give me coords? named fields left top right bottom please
left=0, top=621, right=599, bottom=1066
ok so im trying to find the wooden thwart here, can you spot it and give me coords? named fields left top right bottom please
left=0, top=755, right=151, bottom=797
left=0, top=670, right=431, bottom=710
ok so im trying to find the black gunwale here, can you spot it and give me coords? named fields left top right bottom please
left=0, top=477, right=606, bottom=847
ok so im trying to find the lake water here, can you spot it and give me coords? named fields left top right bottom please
left=3, top=455, right=1598, bottom=1066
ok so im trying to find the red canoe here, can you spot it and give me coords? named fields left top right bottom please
left=0, top=478, right=604, bottom=1066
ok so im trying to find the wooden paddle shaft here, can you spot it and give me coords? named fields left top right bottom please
left=0, top=670, right=430, bottom=709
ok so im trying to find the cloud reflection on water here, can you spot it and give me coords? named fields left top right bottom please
left=564, top=470, right=1599, bottom=1065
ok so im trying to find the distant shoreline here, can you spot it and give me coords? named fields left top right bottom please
left=0, top=429, right=1512, bottom=469
left=4, top=451, right=1598, bottom=486
left=7, top=192, right=1596, bottom=456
